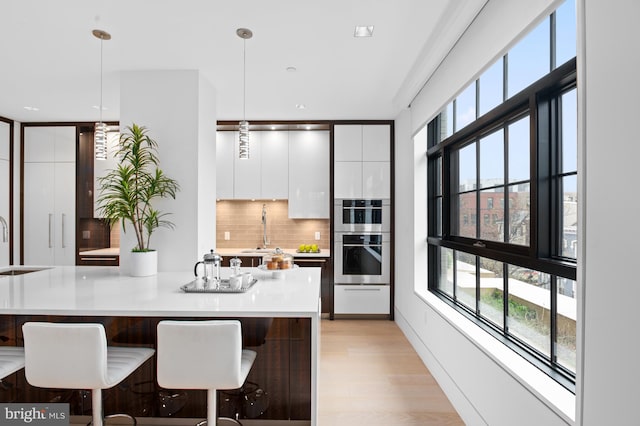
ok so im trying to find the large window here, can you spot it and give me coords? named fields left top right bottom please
left=426, top=2, right=577, bottom=390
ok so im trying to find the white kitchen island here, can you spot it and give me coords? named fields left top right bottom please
left=0, top=265, right=321, bottom=425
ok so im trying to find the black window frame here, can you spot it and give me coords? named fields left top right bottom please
left=427, top=58, right=577, bottom=391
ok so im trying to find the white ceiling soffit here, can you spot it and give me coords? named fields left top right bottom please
left=1, top=1, right=480, bottom=123
left=393, top=0, right=489, bottom=111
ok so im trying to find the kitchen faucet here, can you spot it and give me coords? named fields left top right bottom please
left=0, top=216, right=7, bottom=243
left=261, top=204, right=269, bottom=249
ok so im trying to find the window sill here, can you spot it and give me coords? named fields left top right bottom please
left=414, top=287, right=575, bottom=424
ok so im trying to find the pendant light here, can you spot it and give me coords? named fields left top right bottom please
left=237, top=28, right=253, bottom=159
left=93, top=29, right=111, bottom=160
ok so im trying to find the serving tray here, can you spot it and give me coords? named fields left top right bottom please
left=180, top=278, right=258, bottom=293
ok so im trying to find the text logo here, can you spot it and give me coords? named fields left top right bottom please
left=0, top=404, right=69, bottom=425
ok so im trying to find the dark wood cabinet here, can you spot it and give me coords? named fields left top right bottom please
left=294, top=256, right=333, bottom=319
left=5, top=315, right=310, bottom=422
left=220, top=255, right=262, bottom=268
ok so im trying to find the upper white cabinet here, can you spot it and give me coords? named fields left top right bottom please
left=23, top=126, right=76, bottom=266
left=288, top=130, right=330, bottom=218
left=260, top=131, right=288, bottom=200
left=234, top=131, right=262, bottom=199
left=334, top=124, right=391, bottom=199
left=217, top=131, right=289, bottom=200
left=334, top=125, right=362, bottom=161
left=362, top=125, right=390, bottom=161
left=216, top=131, right=235, bottom=199
left=24, top=126, right=75, bottom=163
left=363, top=161, right=391, bottom=199
left=333, top=162, right=362, bottom=199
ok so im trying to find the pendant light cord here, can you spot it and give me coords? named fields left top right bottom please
left=243, top=37, right=246, bottom=121
left=99, top=35, right=104, bottom=123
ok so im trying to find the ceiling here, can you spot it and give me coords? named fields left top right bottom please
left=0, top=0, right=487, bottom=124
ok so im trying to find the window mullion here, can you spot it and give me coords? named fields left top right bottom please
left=550, top=275, right=558, bottom=364
left=503, top=262, right=509, bottom=334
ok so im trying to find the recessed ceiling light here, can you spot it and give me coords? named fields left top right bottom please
left=305, top=126, right=311, bottom=130
left=286, top=66, right=297, bottom=72
left=23, top=106, right=39, bottom=111
left=354, top=25, right=374, bottom=37
left=296, top=104, right=306, bottom=110
left=92, top=105, right=107, bottom=110
left=271, top=126, right=277, bottom=130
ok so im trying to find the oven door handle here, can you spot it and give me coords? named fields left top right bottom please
left=342, top=244, right=383, bottom=247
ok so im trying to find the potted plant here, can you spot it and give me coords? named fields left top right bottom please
left=97, top=123, right=180, bottom=276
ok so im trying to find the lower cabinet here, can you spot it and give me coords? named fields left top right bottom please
left=334, top=285, right=390, bottom=315
left=295, top=257, right=333, bottom=318
left=220, top=255, right=262, bottom=268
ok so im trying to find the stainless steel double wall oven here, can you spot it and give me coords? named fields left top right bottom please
left=334, top=199, right=391, bottom=285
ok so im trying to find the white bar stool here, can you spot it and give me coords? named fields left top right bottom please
left=22, top=322, right=155, bottom=426
left=157, top=320, right=257, bottom=426
left=0, top=346, right=25, bottom=379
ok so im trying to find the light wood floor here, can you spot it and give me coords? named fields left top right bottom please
left=71, top=319, right=464, bottom=425
left=319, top=319, right=464, bottom=426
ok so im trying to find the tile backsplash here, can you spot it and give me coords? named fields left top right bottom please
left=216, top=200, right=330, bottom=249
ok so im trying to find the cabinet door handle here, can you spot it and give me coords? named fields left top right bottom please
left=344, top=287, right=381, bottom=292
left=48, top=214, right=53, bottom=248
left=295, top=259, right=327, bottom=263
left=81, top=257, right=117, bottom=261
left=61, top=213, right=66, bottom=248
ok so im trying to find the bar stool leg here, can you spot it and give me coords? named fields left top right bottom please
left=208, top=389, right=217, bottom=425
left=92, top=389, right=103, bottom=426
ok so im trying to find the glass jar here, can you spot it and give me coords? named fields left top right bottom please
left=230, top=257, right=242, bottom=275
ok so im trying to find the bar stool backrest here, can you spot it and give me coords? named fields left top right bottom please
left=157, top=320, right=244, bottom=390
left=23, top=322, right=109, bottom=389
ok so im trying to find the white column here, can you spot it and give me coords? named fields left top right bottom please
left=119, top=70, right=217, bottom=273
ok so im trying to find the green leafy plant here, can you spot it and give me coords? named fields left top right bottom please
left=97, top=123, right=180, bottom=252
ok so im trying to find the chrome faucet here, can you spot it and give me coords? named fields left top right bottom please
left=0, top=216, right=7, bottom=243
left=261, top=204, right=269, bottom=249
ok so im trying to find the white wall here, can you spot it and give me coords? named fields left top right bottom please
left=197, top=74, right=217, bottom=256
left=579, top=0, right=640, bottom=424
left=394, top=0, right=577, bottom=425
left=119, top=70, right=217, bottom=272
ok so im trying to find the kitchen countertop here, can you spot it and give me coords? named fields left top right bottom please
left=0, top=264, right=321, bottom=425
left=0, top=265, right=321, bottom=318
left=78, top=247, right=120, bottom=256
left=217, top=247, right=330, bottom=258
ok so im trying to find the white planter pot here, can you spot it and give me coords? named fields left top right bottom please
left=130, top=250, right=158, bottom=277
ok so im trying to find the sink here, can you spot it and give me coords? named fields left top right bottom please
left=0, top=268, right=49, bottom=276
left=241, top=249, right=274, bottom=254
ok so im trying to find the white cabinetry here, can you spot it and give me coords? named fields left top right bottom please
left=334, top=285, right=390, bottom=314
left=216, top=131, right=235, bottom=199
left=234, top=131, right=261, bottom=199
left=334, top=124, right=391, bottom=199
left=260, top=131, right=288, bottom=199
left=288, top=130, right=330, bottom=218
left=24, top=126, right=76, bottom=266
left=216, top=131, right=289, bottom=200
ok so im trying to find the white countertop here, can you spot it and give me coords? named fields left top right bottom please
left=78, top=248, right=120, bottom=256
left=0, top=266, right=321, bottom=318
left=217, top=247, right=330, bottom=258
